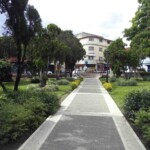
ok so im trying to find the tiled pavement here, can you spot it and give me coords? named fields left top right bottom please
left=19, top=78, right=146, bottom=150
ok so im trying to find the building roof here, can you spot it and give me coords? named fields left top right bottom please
left=75, top=32, right=112, bottom=42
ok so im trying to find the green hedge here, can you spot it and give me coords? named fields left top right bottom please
left=135, top=109, right=150, bottom=145
left=125, top=89, right=150, bottom=120
left=117, top=78, right=137, bottom=86
left=0, top=90, right=60, bottom=144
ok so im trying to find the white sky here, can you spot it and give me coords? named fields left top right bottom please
left=0, top=0, right=139, bottom=42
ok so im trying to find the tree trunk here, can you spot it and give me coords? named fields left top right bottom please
left=39, top=68, right=45, bottom=87
left=14, top=44, right=22, bottom=91
left=14, top=44, right=27, bottom=91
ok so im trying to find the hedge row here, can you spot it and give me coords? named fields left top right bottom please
left=0, top=90, right=60, bottom=144
left=125, top=89, right=150, bottom=146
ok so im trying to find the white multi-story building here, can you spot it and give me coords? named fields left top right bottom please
left=75, top=32, right=112, bottom=72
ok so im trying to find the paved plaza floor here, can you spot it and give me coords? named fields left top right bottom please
left=19, top=78, right=146, bottom=150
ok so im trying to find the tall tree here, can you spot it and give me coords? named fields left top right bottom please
left=104, top=38, right=127, bottom=77
left=124, top=0, right=150, bottom=58
left=27, top=24, right=61, bottom=85
left=0, top=0, right=42, bottom=91
left=58, top=30, right=86, bottom=77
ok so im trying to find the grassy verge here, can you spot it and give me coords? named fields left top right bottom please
left=109, top=81, right=150, bottom=113
left=100, top=78, right=150, bottom=149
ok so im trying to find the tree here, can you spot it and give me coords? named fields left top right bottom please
left=0, top=36, right=17, bottom=59
left=58, top=30, right=86, bottom=77
left=27, top=24, right=61, bottom=86
left=104, top=38, right=127, bottom=77
left=0, top=0, right=42, bottom=91
left=124, top=0, right=150, bottom=58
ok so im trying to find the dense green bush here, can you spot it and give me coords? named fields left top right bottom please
left=70, top=81, right=79, bottom=90
left=117, top=78, right=137, bottom=86
left=0, top=90, right=60, bottom=143
left=0, top=60, right=12, bottom=82
left=0, top=102, right=30, bottom=143
left=109, top=76, right=117, bottom=82
left=66, top=77, right=75, bottom=82
left=103, top=82, right=112, bottom=91
left=135, top=109, right=150, bottom=144
left=23, top=97, right=47, bottom=130
left=56, top=79, right=69, bottom=85
left=41, top=85, right=59, bottom=92
left=131, top=77, right=143, bottom=81
left=34, top=92, right=60, bottom=115
left=125, top=89, right=150, bottom=120
left=79, top=77, right=84, bottom=82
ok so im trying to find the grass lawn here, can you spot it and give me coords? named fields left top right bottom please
left=1, top=77, right=73, bottom=101
left=109, top=81, right=150, bottom=113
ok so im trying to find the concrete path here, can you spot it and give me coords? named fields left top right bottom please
left=19, top=78, right=146, bottom=150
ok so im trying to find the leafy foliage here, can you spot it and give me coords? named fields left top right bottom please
left=103, top=82, right=112, bottom=91
left=104, top=38, right=127, bottom=77
left=124, top=0, right=150, bottom=57
left=0, top=90, right=60, bottom=143
left=0, top=36, right=17, bottom=58
left=0, top=60, right=12, bottom=82
left=125, top=89, right=150, bottom=121
left=135, top=109, right=150, bottom=144
left=117, top=78, right=137, bottom=86
left=58, top=30, right=86, bottom=76
left=56, top=79, right=70, bottom=85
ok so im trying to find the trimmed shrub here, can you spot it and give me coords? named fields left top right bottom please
left=56, top=79, right=69, bottom=85
left=0, top=102, right=30, bottom=143
left=66, top=77, right=75, bottom=82
left=70, top=81, right=78, bottom=90
left=0, top=90, right=60, bottom=143
left=125, top=89, right=150, bottom=121
left=38, top=92, right=60, bottom=115
left=117, top=78, right=137, bottom=86
left=79, top=77, right=84, bottom=82
left=75, top=79, right=81, bottom=85
left=109, top=76, right=117, bottom=82
left=135, top=109, right=150, bottom=144
left=23, top=97, right=47, bottom=130
left=42, top=85, right=59, bottom=92
left=131, top=77, right=143, bottom=81
left=103, top=82, right=112, bottom=91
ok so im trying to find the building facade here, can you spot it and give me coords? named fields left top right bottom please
left=75, top=32, right=112, bottom=72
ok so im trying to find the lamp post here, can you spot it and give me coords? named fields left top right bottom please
left=105, top=50, right=109, bottom=82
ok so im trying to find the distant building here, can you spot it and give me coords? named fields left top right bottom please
left=143, top=57, right=150, bottom=72
left=75, top=32, right=112, bottom=72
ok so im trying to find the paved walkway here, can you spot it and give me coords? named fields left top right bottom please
left=19, top=78, right=146, bottom=150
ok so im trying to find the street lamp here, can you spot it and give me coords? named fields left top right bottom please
left=105, top=49, right=109, bottom=82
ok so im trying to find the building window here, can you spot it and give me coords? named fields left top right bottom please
left=99, top=57, right=103, bottom=61
left=99, top=47, right=102, bottom=51
left=89, top=37, right=94, bottom=41
left=88, top=56, right=94, bottom=60
left=88, top=46, right=94, bottom=51
left=107, top=40, right=110, bottom=44
left=99, top=38, right=103, bottom=42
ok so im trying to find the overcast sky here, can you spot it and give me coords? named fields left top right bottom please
left=0, top=0, right=139, bottom=42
